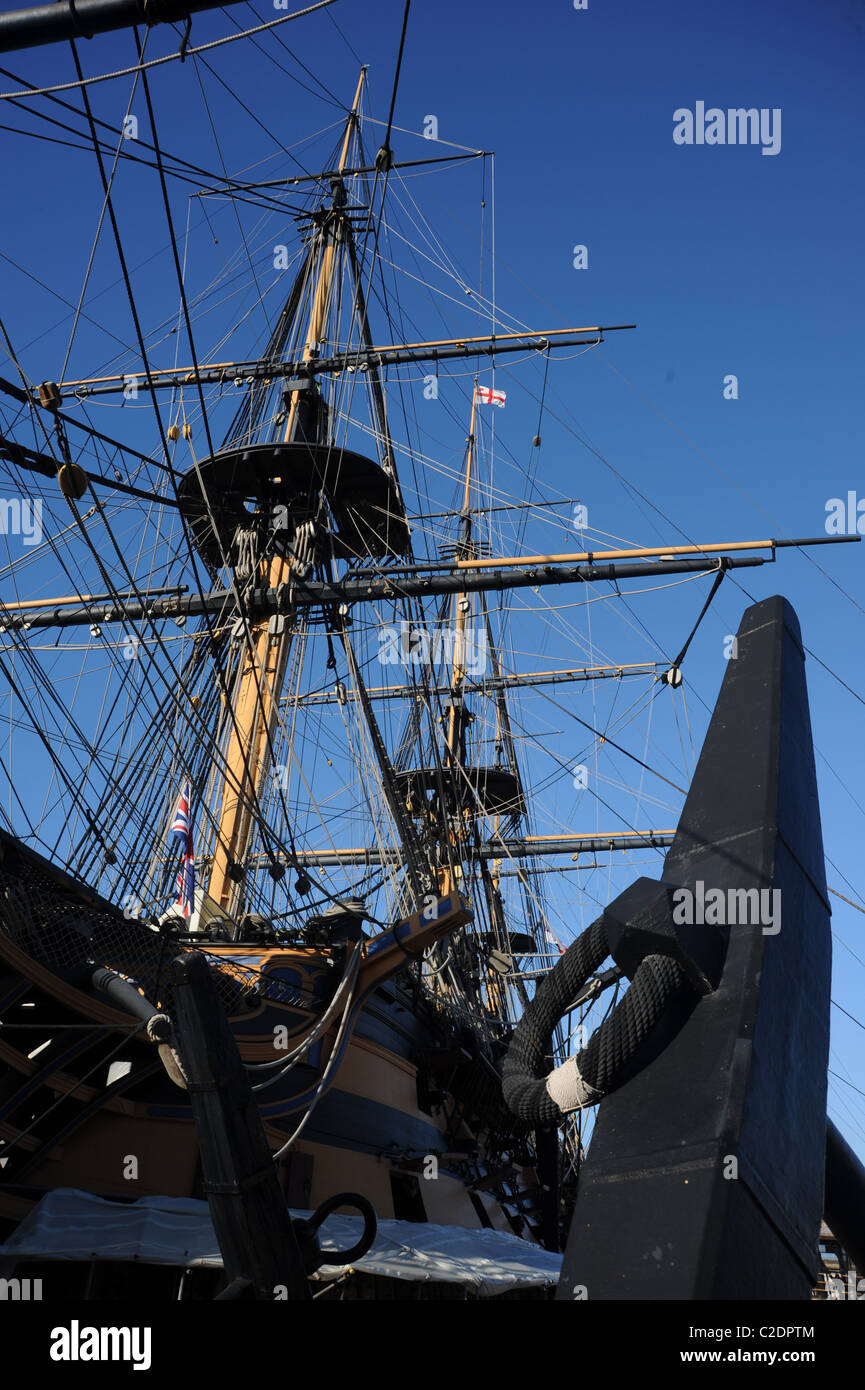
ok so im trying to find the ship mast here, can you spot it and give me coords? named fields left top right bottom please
left=444, top=389, right=477, bottom=784
left=207, top=71, right=366, bottom=916
left=432, top=388, right=528, bottom=1022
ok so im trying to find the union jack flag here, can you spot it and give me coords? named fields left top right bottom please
left=170, top=784, right=195, bottom=918
left=475, top=384, right=506, bottom=407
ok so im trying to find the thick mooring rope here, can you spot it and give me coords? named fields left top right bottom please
left=502, top=916, right=690, bottom=1123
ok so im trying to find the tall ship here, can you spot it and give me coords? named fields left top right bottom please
left=0, top=0, right=862, bottom=1303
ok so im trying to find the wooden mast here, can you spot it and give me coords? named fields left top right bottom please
left=207, top=71, right=366, bottom=917
left=435, top=387, right=478, bottom=901
left=445, top=387, right=477, bottom=766
left=441, top=388, right=516, bottom=1019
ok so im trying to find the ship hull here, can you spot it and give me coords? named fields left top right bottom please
left=0, top=842, right=529, bottom=1239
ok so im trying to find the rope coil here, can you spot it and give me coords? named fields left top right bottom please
left=502, top=916, right=690, bottom=1123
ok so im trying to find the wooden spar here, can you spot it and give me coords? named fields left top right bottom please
left=193, top=151, right=491, bottom=197
left=0, top=0, right=264, bottom=55
left=100, top=831, right=679, bottom=879
left=2, top=539, right=854, bottom=637
left=206, top=71, right=366, bottom=917
left=456, top=538, right=785, bottom=569
left=353, top=326, right=617, bottom=355
left=55, top=326, right=633, bottom=395
left=0, top=586, right=184, bottom=612
left=0, top=553, right=799, bottom=634
left=285, top=661, right=665, bottom=703
left=231, top=831, right=679, bottom=868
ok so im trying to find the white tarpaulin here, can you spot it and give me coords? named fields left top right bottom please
left=0, top=1188, right=561, bottom=1295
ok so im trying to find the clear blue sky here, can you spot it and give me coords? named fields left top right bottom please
left=1, top=0, right=863, bottom=1164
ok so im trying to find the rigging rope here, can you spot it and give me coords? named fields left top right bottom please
left=249, top=943, right=362, bottom=1086
left=0, top=2, right=339, bottom=102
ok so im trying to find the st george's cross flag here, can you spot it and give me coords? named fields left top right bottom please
left=542, top=922, right=565, bottom=956
left=474, top=384, right=506, bottom=407
left=170, top=784, right=195, bottom=918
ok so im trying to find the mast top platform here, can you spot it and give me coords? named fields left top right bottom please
left=177, top=440, right=410, bottom=568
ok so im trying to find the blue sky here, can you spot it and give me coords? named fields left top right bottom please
left=1, top=0, right=863, bottom=1166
